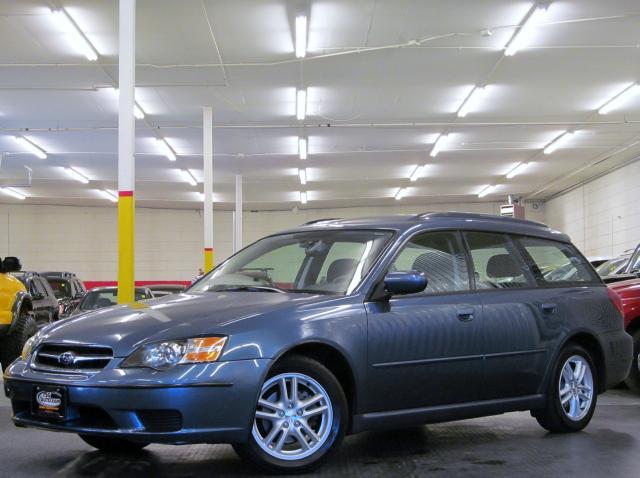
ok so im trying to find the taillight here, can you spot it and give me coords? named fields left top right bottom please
left=607, top=287, right=624, bottom=317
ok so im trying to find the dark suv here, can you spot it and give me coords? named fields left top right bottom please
left=4, top=213, right=632, bottom=473
left=10, top=272, right=59, bottom=325
left=40, top=272, right=86, bottom=318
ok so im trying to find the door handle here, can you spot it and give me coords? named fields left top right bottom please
left=541, top=303, right=557, bottom=314
left=457, top=308, right=475, bottom=322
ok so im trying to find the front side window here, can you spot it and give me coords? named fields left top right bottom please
left=517, top=237, right=599, bottom=285
left=390, top=231, right=470, bottom=294
left=47, top=278, right=72, bottom=299
left=190, top=230, right=393, bottom=295
left=465, top=231, right=535, bottom=289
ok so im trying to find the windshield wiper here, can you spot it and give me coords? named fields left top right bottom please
left=209, top=285, right=287, bottom=293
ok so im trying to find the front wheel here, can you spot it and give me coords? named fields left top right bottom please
left=233, top=355, right=348, bottom=474
left=79, top=434, right=149, bottom=453
left=533, top=344, right=597, bottom=433
left=0, top=308, right=37, bottom=370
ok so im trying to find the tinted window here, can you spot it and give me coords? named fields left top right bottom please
left=80, top=289, right=150, bottom=310
left=32, top=278, right=46, bottom=296
left=464, top=231, right=534, bottom=289
left=517, top=237, right=599, bottom=285
left=390, top=231, right=470, bottom=294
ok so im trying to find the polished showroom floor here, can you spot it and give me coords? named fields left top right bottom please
left=1, top=389, right=638, bottom=478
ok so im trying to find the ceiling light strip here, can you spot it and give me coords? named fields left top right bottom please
left=65, top=166, right=89, bottom=183
left=298, top=137, right=308, bottom=160
left=395, top=187, right=407, bottom=200
left=99, top=189, right=118, bottom=202
left=598, top=83, right=640, bottom=115
left=0, top=187, right=27, bottom=200
left=296, top=89, right=307, bottom=120
left=300, top=191, right=308, bottom=204
left=478, top=185, right=496, bottom=198
left=409, top=165, right=424, bottom=182
left=183, top=169, right=198, bottom=186
left=299, top=168, right=307, bottom=185
left=51, top=8, right=99, bottom=61
left=430, top=134, right=448, bottom=157
left=295, top=15, right=307, bottom=58
left=504, top=4, right=548, bottom=57
left=457, top=86, right=487, bottom=118
left=14, top=136, right=47, bottom=159
left=156, top=137, right=177, bottom=161
left=543, top=131, right=574, bottom=155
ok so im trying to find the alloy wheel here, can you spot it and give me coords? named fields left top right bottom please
left=558, top=354, right=594, bottom=421
left=252, top=372, right=333, bottom=461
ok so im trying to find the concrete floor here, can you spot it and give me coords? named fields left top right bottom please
left=1, top=390, right=639, bottom=478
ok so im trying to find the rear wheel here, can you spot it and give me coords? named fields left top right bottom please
left=0, top=307, right=37, bottom=370
left=233, top=355, right=347, bottom=474
left=79, top=434, right=149, bottom=453
left=623, top=329, right=640, bottom=393
left=533, top=344, right=597, bottom=433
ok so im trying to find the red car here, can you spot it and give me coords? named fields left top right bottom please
left=609, top=278, right=640, bottom=392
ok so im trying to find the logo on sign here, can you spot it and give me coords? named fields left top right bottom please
left=59, top=351, right=76, bottom=367
left=36, top=391, right=62, bottom=409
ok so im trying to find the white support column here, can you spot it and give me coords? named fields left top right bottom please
left=117, top=0, right=136, bottom=304
left=203, top=107, right=214, bottom=271
left=233, top=174, right=243, bottom=253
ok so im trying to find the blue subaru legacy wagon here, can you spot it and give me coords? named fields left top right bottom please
left=4, top=213, right=632, bottom=473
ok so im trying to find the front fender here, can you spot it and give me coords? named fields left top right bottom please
left=8, top=291, right=32, bottom=334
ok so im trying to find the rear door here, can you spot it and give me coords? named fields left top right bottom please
left=463, top=231, right=548, bottom=399
left=365, top=230, right=484, bottom=412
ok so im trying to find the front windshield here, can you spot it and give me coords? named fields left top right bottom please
left=190, top=229, right=393, bottom=295
left=596, top=256, right=629, bottom=276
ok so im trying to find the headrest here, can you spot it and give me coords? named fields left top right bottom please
left=486, top=254, right=521, bottom=279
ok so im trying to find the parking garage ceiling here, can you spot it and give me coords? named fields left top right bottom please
left=1, top=0, right=640, bottom=210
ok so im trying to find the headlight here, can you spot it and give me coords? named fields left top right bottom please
left=121, top=336, right=227, bottom=371
left=21, top=334, right=39, bottom=361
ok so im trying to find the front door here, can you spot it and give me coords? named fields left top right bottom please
left=364, top=230, right=484, bottom=413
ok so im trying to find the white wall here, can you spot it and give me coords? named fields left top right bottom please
left=545, top=160, right=640, bottom=258
left=0, top=201, right=544, bottom=282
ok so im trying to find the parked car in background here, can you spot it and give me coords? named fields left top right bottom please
left=598, top=245, right=640, bottom=283
left=596, top=251, right=633, bottom=278
left=41, top=272, right=86, bottom=318
left=4, top=213, right=632, bottom=473
left=10, top=272, right=59, bottom=325
left=69, top=286, right=154, bottom=316
left=608, top=278, right=640, bottom=393
left=0, top=257, right=35, bottom=370
left=147, top=284, right=186, bottom=298
left=588, top=257, right=610, bottom=269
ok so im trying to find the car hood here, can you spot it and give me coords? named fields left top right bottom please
left=37, top=291, right=328, bottom=357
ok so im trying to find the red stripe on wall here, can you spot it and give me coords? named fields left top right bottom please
left=119, top=190, right=134, bottom=197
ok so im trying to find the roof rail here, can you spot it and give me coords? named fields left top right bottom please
left=303, top=218, right=343, bottom=225
left=417, top=212, right=548, bottom=228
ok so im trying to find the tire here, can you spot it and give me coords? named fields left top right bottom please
left=233, top=355, right=348, bottom=474
left=623, top=329, right=640, bottom=394
left=79, top=434, right=149, bottom=453
left=533, top=344, right=598, bottom=433
left=0, top=308, right=37, bottom=370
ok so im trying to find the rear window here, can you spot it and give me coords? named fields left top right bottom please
left=46, top=278, right=72, bottom=299
left=517, top=237, right=600, bottom=285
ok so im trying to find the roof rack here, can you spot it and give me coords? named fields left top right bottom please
left=303, top=218, right=343, bottom=225
left=416, top=212, right=548, bottom=228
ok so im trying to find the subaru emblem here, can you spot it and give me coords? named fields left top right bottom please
left=59, top=351, right=76, bottom=367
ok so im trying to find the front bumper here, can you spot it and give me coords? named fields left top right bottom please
left=3, top=358, right=271, bottom=444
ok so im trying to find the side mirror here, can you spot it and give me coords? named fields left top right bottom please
left=384, top=271, right=428, bottom=296
left=2, top=257, right=22, bottom=273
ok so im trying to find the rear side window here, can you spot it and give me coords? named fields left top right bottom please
left=517, top=237, right=599, bottom=285
left=390, top=231, right=470, bottom=294
left=464, top=231, right=535, bottom=289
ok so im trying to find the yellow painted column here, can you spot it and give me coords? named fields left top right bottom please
left=204, top=247, right=214, bottom=273
left=118, top=191, right=135, bottom=303
left=117, top=0, right=136, bottom=304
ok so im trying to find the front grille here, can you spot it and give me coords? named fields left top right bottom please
left=137, top=409, right=182, bottom=432
left=33, top=344, right=113, bottom=373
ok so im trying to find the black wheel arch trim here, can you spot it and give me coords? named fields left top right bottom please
left=8, top=291, right=33, bottom=335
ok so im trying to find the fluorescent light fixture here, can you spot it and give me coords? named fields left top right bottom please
left=0, top=187, right=26, bottom=200
left=156, top=137, right=177, bottom=161
left=51, top=8, right=99, bottom=61
left=295, top=15, right=307, bottom=58
left=296, top=89, right=307, bottom=120
left=298, top=137, right=308, bottom=160
left=598, top=83, right=640, bottom=115
left=299, top=168, right=307, bottom=185
left=64, top=166, right=89, bottom=184
left=543, top=131, right=574, bottom=155
left=478, top=185, right=496, bottom=198
left=395, top=187, right=407, bottom=200
left=134, top=102, right=145, bottom=120
left=99, top=189, right=118, bottom=202
left=14, top=136, right=47, bottom=159
left=430, top=134, right=448, bottom=157
left=183, top=169, right=198, bottom=186
left=506, top=162, right=530, bottom=179
left=457, top=86, right=487, bottom=118
left=300, top=191, right=308, bottom=204
left=409, top=165, right=425, bottom=182
left=504, top=4, right=548, bottom=57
